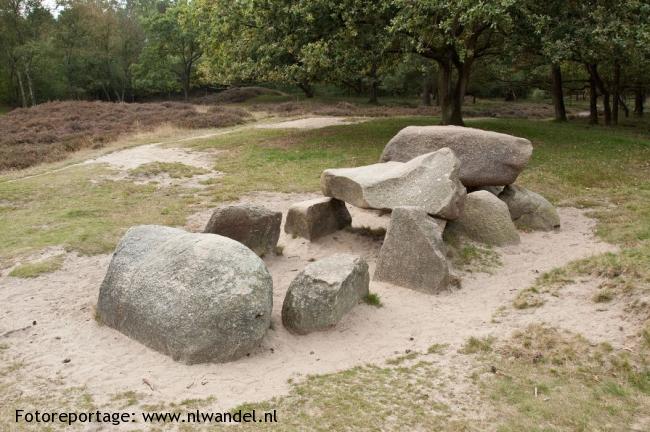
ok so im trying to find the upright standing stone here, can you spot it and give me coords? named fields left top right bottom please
left=204, top=204, right=282, bottom=256
left=380, top=126, right=533, bottom=187
left=445, top=191, right=520, bottom=246
left=284, top=197, right=352, bottom=240
left=97, top=225, right=273, bottom=364
left=282, top=254, right=369, bottom=334
left=374, top=207, right=450, bottom=294
left=321, top=148, right=466, bottom=219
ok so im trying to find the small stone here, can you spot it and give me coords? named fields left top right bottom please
left=282, top=254, right=369, bottom=334
left=204, top=204, right=282, bottom=256
left=285, top=197, right=351, bottom=240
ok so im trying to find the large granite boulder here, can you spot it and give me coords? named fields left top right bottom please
left=96, top=225, right=273, bottom=364
left=445, top=191, right=520, bottom=246
left=282, top=254, right=369, bottom=334
left=374, top=207, right=450, bottom=294
left=204, top=204, right=282, bottom=256
left=499, top=185, right=560, bottom=231
left=380, top=126, right=533, bottom=187
left=284, top=197, right=351, bottom=240
left=321, top=148, right=466, bottom=219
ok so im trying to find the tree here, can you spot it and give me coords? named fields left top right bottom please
left=0, top=0, right=55, bottom=107
left=391, top=0, right=518, bottom=125
left=135, top=0, right=203, bottom=99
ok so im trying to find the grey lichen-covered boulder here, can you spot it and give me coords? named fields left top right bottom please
left=374, top=207, right=450, bottom=294
left=284, top=197, right=351, bottom=240
left=499, top=185, right=560, bottom=231
left=446, top=191, right=520, bottom=246
left=282, top=254, right=369, bottom=334
left=203, top=204, right=282, bottom=256
left=380, top=126, right=533, bottom=187
left=321, top=148, right=466, bottom=219
left=96, top=225, right=273, bottom=364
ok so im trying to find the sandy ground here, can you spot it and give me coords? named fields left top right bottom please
left=1, top=191, right=623, bottom=415
left=84, top=144, right=216, bottom=171
left=255, top=117, right=367, bottom=129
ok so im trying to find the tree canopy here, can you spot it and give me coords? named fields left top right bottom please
left=0, top=0, right=648, bottom=125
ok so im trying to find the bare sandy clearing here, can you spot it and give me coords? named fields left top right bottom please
left=0, top=197, right=619, bottom=414
left=254, top=116, right=368, bottom=130
left=83, top=144, right=216, bottom=171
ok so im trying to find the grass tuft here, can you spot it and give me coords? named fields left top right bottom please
left=129, top=162, right=209, bottom=179
left=459, top=336, right=495, bottom=355
left=363, top=293, right=382, bottom=307
left=8, top=255, right=65, bottom=278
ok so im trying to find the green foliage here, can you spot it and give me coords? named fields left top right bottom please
left=363, top=293, right=382, bottom=307
left=133, top=0, right=204, bottom=98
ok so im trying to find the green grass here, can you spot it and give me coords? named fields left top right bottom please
left=364, top=293, right=382, bottom=307
left=186, top=117, right=436, bottom=201
left=128, top=162, right=209, bottom=179
left=1, top=110, right=650, bottom=430
left=8, top=255, right=65, bottom=278
left=0, top=165, right=198, bottom=264
left=459, top=336, right=495, bottom=354
left=480, top=325, right=650, bottom=431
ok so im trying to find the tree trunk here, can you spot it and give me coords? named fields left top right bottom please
left=25, top=63, right=36, bottom=106
left=368, top=82, right=379, bottom=105
left=446, top=61, right=470, bottom=126
left=550, top=64, right=567, bottom=122
left=367, top=64, right=380, bottom=104
left=618, top=95, right=629, bottom=118
left=16, top=68, right=27, bottom=108
left=588, top=68, right=598, bottom=125
left=298, top=82, right=314, bottom=98
left=588, top=64, right=611, bottom=125
left=420, top=75, right=432, bottom=106
left=438, top=60, right=464, bottom=126
left=612, top=62, right=621, bottom=125
left=634, top=89, right=644, bottom=116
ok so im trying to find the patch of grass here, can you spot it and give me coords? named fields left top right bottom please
left=480, top=325, right=650, bottom=431
left=513, top=266, right=575, bottom=309
left=427, top=344, right=448, bottom=355
left=8, top=254, right=64, bottom=278
left=459, top=336, right=495, bottom=355
left=0, top=165, right=197, bottom=263
left=129, top=162, right=209, bottom=179
left=110, top=390, right=141, bottom=409
left=386, top=351, right=419, bottom=365
left=593, top=288, right=615, bottom=303
left=444, top=237, right=502, bottom=273
left=185, top=117, right=436, bottom=201
left=202, top=362, right=463, bottom=431
left=363, top=293, right=382, bottom=307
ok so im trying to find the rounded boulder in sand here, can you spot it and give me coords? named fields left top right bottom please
left=499, top=185, right=561, bottom=231
left=282, top=254, right=369, bottom=335
left=445, top=191, right=520, bottom=246
left=96, top=225, right=273, bottom=364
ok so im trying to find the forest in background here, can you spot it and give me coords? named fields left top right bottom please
left=1, top=0, right=649, bottom=125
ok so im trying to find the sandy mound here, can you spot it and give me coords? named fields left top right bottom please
left=0, top=193, right=621, bottom=412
